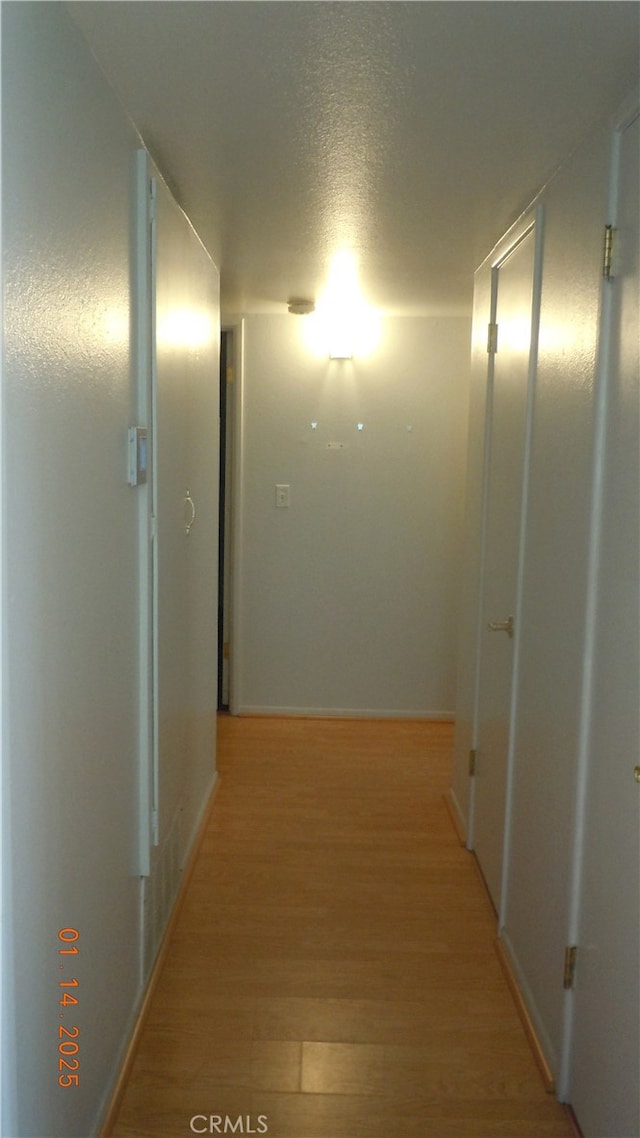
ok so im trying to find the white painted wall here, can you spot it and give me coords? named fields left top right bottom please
left=567, top=107, right=639, bottom=1136
left=453, top=86, right=639, bottom=1132
left=500, top=113, right=612, bottom=1077
left=1, top=7, right=219, bottom=1135
left=234, top=314, right=470, bottom=717
left=3, top=8, right=140, bottom=1133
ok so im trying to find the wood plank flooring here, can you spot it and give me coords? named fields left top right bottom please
left=109, top=716, right=576, bottom=1138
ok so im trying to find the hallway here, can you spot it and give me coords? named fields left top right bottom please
left=109, top=717, right=576, bottom=1138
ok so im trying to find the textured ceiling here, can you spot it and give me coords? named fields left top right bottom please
left=68, top=1, right=639, bottom=317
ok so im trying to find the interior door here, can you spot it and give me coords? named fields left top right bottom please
left=472, top=223, right=538, bottom=910
left=135, top=153, right=195, bottom=862
left=135, top=150, right=219, bottom=972
left=568, top=109, right=639, bottom=1138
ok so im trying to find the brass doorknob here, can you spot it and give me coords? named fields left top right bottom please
left=634, top=766, right=640, bottom=784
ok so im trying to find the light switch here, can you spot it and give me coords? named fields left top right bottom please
left=275, top=483, right=290, bottom=508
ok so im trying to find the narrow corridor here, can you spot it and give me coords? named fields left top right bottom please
left=109, top=717, right=576, bottom=1138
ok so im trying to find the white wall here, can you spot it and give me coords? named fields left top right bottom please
left=234, top=314, right=470, bottom=717
left=500, top=114, right=612, bottom=1076
left=452, top=85, right=639, bottom=1132
left=568, top=107, right=639, bottom=1135
left=1, top=6, right=219, bottom=1135
left=3, top=7, right=140, bottom=1133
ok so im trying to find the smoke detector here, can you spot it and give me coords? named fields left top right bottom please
left=287, top=299, right=315, bottom=316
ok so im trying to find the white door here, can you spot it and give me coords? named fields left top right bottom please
left=568, top=109, right=639, bottom=1138
left=153, top=169, right=219, bottom=847
left=134, top=156, right=193, bottom=860
left=134, top=152, right=219, bottom=885
left=473, top=222, right=538, bottom=910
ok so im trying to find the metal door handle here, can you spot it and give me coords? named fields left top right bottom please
left=488, top=615, right=514, bottom=638
left=184, top=489, right=196, bottom=535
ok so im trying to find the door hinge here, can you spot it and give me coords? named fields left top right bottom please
left=487, top=322, right=499, bottom=354
left=223, top=641, right=230, bottom=660
left=563, top=945, right=578, bottom=990
left=226, top=365, right=234, bottom=385
left=149, top=178, right=157, bottom=224
left=603, top=224, right=614, bottom=280
left=469, top=748, right=477, bottom=777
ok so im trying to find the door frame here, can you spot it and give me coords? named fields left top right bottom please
left=217, top=329, right=231, bottom=710
left=217, top=319, right=245, bottom=716
left=133, top=149, right=158, bottom=878
left=467, top=205, right=544, bottom=921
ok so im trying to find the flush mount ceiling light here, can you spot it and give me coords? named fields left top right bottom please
left=287, top=298, right=315, bottom=315
left=328, top=318, right=354, bottom=360
left=301, top=252, right=380, bottom=360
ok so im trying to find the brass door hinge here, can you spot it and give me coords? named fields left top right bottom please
left=149, top=178, right=157, bottom=223
left=487, top=322, right=499, bottom=354
left=563, top=945, right=578, bottom=990
left=603, top=224, right=614, bottom=280
left=469, top=748, right=477, bottom=777
left=223, top=641, right=230, bottom=660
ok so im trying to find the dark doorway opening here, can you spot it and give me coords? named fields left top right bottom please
left=217, top=329, right=230, bottom=711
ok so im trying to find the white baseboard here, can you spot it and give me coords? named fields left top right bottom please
left=235, top=705, right=454, bottom=720
left=180, top=770, right=219, bottom=871
left=99, top=772, right=220, bottom=1136
left=445, top=787, right=467, bottom=844
left=498, top=929, right=558, bottom=1086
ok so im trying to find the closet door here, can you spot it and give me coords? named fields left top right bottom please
left=568, top=108, right=639, bottom=1138
left=135, top=152, right=219, bottom=975
left=153, top=168, right=219, bottom=850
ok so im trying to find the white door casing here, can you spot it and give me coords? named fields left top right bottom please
left=472, top=219, right=540, bottom=911
left=134, top=150, right=156, bottom=875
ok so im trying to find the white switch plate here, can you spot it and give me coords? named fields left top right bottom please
left=275, top=483, right=290, bottom=508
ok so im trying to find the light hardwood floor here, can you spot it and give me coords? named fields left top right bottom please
left=109, top=716, right=577, bottom=1138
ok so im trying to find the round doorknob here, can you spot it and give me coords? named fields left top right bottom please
left=634, top=766, right=640, bottom=784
